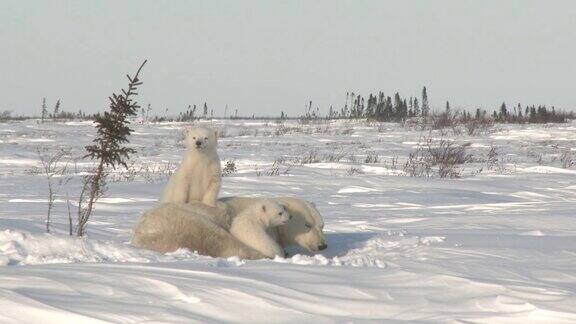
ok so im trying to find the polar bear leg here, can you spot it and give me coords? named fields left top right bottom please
left=159, top=176, right=189, bottom=204
left=201, top=177, right=221, bottom=207
left=254, top=233, right=285, bottom=258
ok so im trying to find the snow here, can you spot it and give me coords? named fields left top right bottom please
left=1, top=119, right=576, bottom=322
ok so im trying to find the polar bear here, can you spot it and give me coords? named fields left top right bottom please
left=229, top=199, right=291, bottom=258
left=132, top=196, right=326, bottom=259
left=159, top=127, right=221, bottom=207
left=131, top=202, right=263, bottom=259
left=221, top=196, right=327, bottom=253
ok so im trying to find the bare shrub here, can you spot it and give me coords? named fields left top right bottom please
left=431, top=112, right=456, bottom=130
left=217, top=128, right=230, bottom=138
left=300, top=150, right=320, bottom=164
left=427, top=140, right=472, bottom=166
left=346, top=166, right=364, bottom=175
left=338, top=128, right=354, bottom=135
left=404, top=151, right=432, bottom=177
left=255, top=158, right=292, bottom=176
left=561, top=149, right=574, bottom=168
left=404, top=138, right=472, bottom=178
left=465, top=117, right=494, bottom=136
left=315, top=125, right=331, bottom=134
left=109, top=160, right=175, bottom=183
left=261, top=129, right=272, bottom=136
left=275, top=123, right=289, bottom=136
left=274, top=124, right=305, bottom=136
left=527, top=150, right=544, bottom=165
left=486, top=146, right=498, bottom=170
left=37, top=147, right=70, bottom=233
left=222, top=159, right=238, bottom=176
left=364, top=152, right=379, bottom=163
left=323, top=149, right=347, bottom=163
left=0, top=110, right=12, bottom=122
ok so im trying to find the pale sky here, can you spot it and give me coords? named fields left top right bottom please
left=1, top=0, right=575, bottom=117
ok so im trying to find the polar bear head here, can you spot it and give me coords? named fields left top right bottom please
left=271, top=197, right=327, bottom=252
left=252, top=199, right=291, bottom=227
left=184, top=127, right=218, bottom=152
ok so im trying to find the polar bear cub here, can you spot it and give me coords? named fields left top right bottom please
left=229, top=199, right=291, bottom=258
left=160, top=126, right=221, bottom=207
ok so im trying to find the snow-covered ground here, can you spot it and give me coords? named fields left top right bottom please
left=1, top=118, right=576, bottom=323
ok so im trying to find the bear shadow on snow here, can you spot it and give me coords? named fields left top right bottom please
left=286, top=232, right=380, bottom=258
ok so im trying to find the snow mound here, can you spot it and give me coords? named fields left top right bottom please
left=518, top=166, right=576, bottom=175
left=278, top=235, right=436, bottom=268
left=0, top=230, right=208, bottom=266
left=1, top=230, right=419, bottom=269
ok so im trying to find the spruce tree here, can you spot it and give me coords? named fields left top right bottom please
left=421, top=87, right=429, bottom=116
left=78, top=60, right=147, bottom=236
left=41, top=98, right=48, bottom=123
left=53, top=99, right=61, bottom=119
left=413, top=98, right=420, bottom=116
left=499, top=102, right=508, bottom=121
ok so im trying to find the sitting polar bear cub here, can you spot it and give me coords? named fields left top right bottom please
left=160, top=126, right=221, bottom=207
left=229, top=199, right=291, bottom=258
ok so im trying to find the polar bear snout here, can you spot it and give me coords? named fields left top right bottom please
left=193, top=137, right=213, bottom=151
left=318, top=243, right=327, bottom=250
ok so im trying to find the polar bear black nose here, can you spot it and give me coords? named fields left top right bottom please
left=318, top=244, right=327, bottom=250
left=195, top=140, right=202, bottom=146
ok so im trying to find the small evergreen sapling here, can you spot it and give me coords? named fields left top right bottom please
left=41, top=97, right=48, bottom=123
left=76, top=60, right=147, bottom=236
left=53, top=99, right=61, bottom=120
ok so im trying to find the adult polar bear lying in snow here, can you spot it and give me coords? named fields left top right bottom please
left=132, top=201, right=263, bottom=259
left=131, top=197, right=327, bottom=259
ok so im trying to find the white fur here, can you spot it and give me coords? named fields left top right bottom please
left=160, top=127, right=221, bottom=207
left=131, top=202, right=263, bottom=259
left=229, top=199, right=290, bottom=258
left=221, top=196, right=327, bottom=253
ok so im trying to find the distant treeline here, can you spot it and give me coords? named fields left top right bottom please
left=298, top=87, right=575, bottom=124
left=1, top=88, right=574, bottom=124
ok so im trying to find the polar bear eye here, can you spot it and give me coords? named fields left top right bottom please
left=204, top=137, right=208, bottom=140
left=305, top=223, right=312, bottom=229
left=278, top=211, right=283, bottom=216
left=193, top=137, right=196, bottom=139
